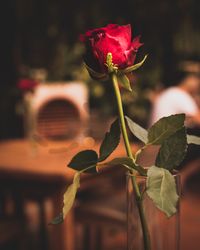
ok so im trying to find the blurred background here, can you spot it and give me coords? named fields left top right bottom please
left=0, top=0, right=200, bottom=250
left=1, top=0, right=200, bottom=138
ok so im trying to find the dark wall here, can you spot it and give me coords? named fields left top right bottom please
left=0, top=0, right=199, bottom=139
left=0, top=1, right=23, bottom=139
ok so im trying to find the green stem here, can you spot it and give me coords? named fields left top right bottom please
left=112, top=76, right=133, bottom=158
left=111, top=73, right=151, bottom=250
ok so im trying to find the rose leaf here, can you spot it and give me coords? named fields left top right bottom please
left=105, top=157, right=146, bottom=175
left=125, top=116, right=148, bottom=144
left=155, top=128, right=187, bottom=170
left=146, top=166, right=179, bottom=217
left=50, top=172, right=80, bottom=225
left=63, top=172, right=80, bottom=219
left=148, top=114, right=185, bottom=145
left=98, top=118, right=121, bottom=162
left=68, top=150, right=98, bottom=173
left=50, top=213, right=63, bottom=225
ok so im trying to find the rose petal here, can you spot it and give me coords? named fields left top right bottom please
left=93, top=33, right=128, bottom=70
left=131, top=35, right=143, bottom=52
left=105, top=24, right=131, bottom=50
left=124, top=50, right=134, bottom=65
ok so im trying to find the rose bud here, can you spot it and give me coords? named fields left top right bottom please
left=80, top=24, right=143, bottom=73
left=80, top=24, right=147, bottom=91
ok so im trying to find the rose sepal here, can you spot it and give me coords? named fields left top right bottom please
left=119, top=55, right=148, bottom=74
left=84, top=63, right=108, bottom=80
left=116, top=72, right=132, bottom=92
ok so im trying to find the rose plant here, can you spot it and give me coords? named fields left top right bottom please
left=51, top=24, right=200, bottom=250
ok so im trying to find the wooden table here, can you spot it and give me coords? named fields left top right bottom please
left=1, top=139, right=200, bottom=250
left=0, top=138, right=136, bottom=250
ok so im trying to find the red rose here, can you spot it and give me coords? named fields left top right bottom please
left=17, top=79, right=38, bottom=91
left=80, top=24, right=143, bottom=74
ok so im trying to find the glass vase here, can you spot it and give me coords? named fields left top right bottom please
left=127, top=172, right=180, bottom=250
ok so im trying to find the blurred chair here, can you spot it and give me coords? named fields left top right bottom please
left=23, top=82, right=89, bottom=140
left=74, top=165, right=127, bottom=250
left=75, top=203, right=126, bottom=250
left=0, top=189, right=26, bottom=250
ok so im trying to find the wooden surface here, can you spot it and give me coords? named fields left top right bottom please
left=1, top=139, right=200, bottom=250
left=0, top=138, right=137, bottom=182
left=0, top=139, right=78, bottom=182
left=0, top=138, right=137, bottom=250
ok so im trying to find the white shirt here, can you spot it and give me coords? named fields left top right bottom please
left=150, top=87, right=199, bottom=125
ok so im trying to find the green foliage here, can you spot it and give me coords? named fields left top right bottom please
left=84, top=63, right=107, bottom=80
left=146, top=166, right=179, bottom=217
left=120, top=55, right=148, bottom=74
left=99, top=118, right=121, bottom=162
left=68, top=150, right=98, bottom=173
left=50, top=172, right=80, bottom=225
left=125, top=116, right=148, bottom=144
left=68, top=118, right=121, bottom=171
left=117, top=74, right=132, bottom=92
left=105, top=157, right=147, bottom=175
left=50, top=213, right=63, bottom=225
left=148, top=114, right=185, bottom=145
left=51, top=95, right=197, bottom=230
left=156, top=128, right=187, bottom=170
left=187, top=134, right=200, bottom=145
left=52, top=118, right=121, bottom=223
left=63, top=172, right=80, bottom=220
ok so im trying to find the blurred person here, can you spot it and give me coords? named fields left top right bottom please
left=149, top=69, right=200, bottom=127
left=148, top=63, right=200, bottom=170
